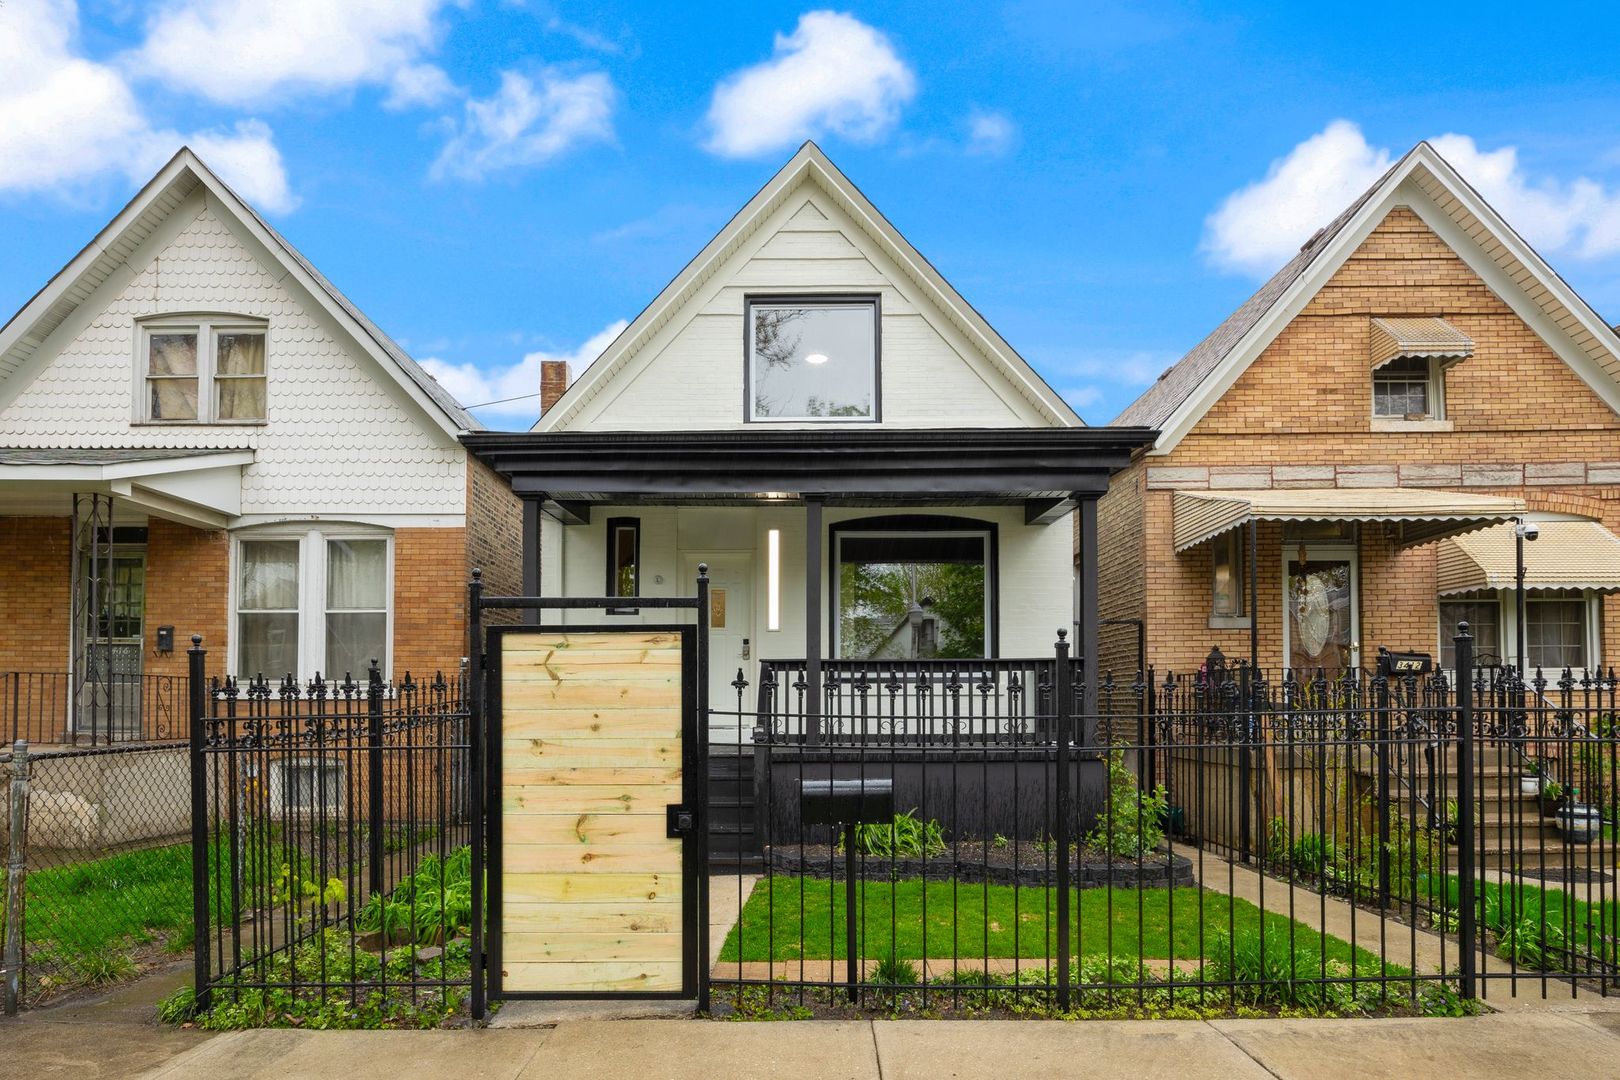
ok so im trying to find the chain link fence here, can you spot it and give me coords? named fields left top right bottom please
left=2, top=740, right=193, bottom=1013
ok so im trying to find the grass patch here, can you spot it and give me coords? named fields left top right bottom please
left=6, top=843, right=194, bottom=1000
left=1423, top=873, right=1620, bottom=968
left=718, top=877, right=1386, bottom=975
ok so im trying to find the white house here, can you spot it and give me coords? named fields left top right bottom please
left=0, top=150, right=519, bottom=745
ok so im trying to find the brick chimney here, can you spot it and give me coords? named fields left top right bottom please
left=540, top=360, right=570, bottom=415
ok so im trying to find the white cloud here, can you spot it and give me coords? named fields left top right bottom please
left=1204, top=120, right=1620, bottom=276
left=128, top=0, right=461, bottom=108
left=385, top=64, right=459, bottom=111
left=703, top=11, right=916, bottom=158
left=965, top=109, right=1017, bottom=157
left=1036, top=347, right=1174, bottom=418
left=0, top=0, right=296, bottom=212
left=420, top=321, right=628, bottom=427
left=429, top=69, right=616, bottom=181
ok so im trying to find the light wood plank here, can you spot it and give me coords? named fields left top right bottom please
left=504, top=932, right=684, bottom=964
left=504, top=843, right=682, bottom=874
left=503, top=872, right=678, bottom=904
left=503, top=738, right=679, bottom=768
left=502, top=708, right=682, bottom=739
left=503, top=961, right=682, bottom=993
left=504, top=785, right=681, bottom=815
left=505, top=903, right=680, bottom=934
left=503, top=813, right=668, bottom=846
left=503, top=765, right=681, bottom=787
left=502, top=632, right=681, bottom=654
left=503, top=681, right=682, bottom=709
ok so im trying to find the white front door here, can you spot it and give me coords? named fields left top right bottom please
left=683, top=553, right=754, bottom=743
left=1282, top=543, right=1361, bottom=676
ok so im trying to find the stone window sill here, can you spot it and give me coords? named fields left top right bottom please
left=1371, top=418, right=1453, bottom=433
left=1209, top=614, right=1252, bottom=630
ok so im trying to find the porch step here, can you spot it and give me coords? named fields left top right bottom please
left=707, top=749, right=761, bottom=870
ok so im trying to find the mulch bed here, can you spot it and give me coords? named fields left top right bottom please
left=764, top=841, right=1195, bottom=889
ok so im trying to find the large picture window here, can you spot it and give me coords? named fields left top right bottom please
left=235, top=529, right=391, bottom=680
left=747, top=297, right=878, bottom=421
left=833, top=521, right=992, bottom=660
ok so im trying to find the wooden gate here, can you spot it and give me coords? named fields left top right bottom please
left=488, top=625, right=699, bottom=998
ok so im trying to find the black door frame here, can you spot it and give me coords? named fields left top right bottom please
left=468, top=572, right=713, bottom=1014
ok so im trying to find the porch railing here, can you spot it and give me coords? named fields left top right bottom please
left=1, top=671, right=188, bottom=746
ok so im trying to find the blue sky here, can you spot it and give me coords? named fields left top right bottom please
left=5, top=1, right=1620, bottom=429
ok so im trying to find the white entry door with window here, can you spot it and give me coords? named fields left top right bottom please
left=683, top=553, right=753, bottom=743
left=1283, top=544, right=1360, bottom=677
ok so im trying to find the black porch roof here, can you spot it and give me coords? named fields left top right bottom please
left=462, top=427, right=1156, bottom=509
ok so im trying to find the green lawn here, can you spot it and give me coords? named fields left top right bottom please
left=718, top=876, right=1384, bottom=972
left=1424, top=873, right=1620, bottom=967
left=10, top=842, right=194, bottom=992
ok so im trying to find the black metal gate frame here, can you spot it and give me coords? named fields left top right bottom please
left=468, top=567, right=713, bottom=1016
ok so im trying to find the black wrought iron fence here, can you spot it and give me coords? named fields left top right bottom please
left=2, top=671, right=187, bottom=747
left=707, top=629, right=1619, bottom=1017
left=188, top=642, right=481, bottom=1026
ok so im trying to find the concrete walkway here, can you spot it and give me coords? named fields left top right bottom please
left=39, top=1011, right=1620, bottom=1080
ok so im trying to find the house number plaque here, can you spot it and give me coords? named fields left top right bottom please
left=710, top=587, right=727, bottom=628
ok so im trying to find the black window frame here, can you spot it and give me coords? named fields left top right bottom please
left=828, top=514, right=999, bottom=660
left=743, top=293, right=882, bottom=424
left=605, top=516, right=641, bottom=615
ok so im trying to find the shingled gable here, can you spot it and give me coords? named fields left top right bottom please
left=0, top=148, right=480, bottom=437
left=1118, top=142, right=1620, bottom=451
left=532, top=141, right=1082, bottom=431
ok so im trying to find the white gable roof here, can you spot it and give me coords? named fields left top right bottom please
left=0, top=149, right=480, bottom=437
left=1120, top=142, right=1620, bottom=452
left=536, top=142, right=1081, bottom=431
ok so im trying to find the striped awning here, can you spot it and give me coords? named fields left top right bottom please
left=1172, top=488, right=1525, bottom=552
left=1370, top=316, right=1473, bottom=369
left=1437, top=520, right=1620, bottom=595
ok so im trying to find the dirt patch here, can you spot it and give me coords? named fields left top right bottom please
left=764, top=842, right=1196, bottom=889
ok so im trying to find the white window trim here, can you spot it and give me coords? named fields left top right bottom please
left=1280, top=542, right=1361, bottom=672
left=268, top=757, right=347, bottom=818
left=745, top=298, right=880, bottom=424
left=134, top=313, right=269, bottom=425
left=830, top=528, right=992, bottom=659
left=1209, top=528, right=1250, bottom=628
left=1437, top=588, right=1601, bottom=678
left=229, top=524, right=394, bottom=684
left=1370, top=354, right=1446, bottom=423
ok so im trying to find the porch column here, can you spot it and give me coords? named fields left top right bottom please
left=1077, top=496, right=1099, bottom=744
left=804, top=495, right=823, bottom=743
left=521, top=496, right=542, bottom=624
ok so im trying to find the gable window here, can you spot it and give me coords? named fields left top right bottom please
left=833, top=519, right=993, bottom=660
left=235, top=529, right=391, bottom=681
left=746, top=296, right=878, bottom=421
left=1210, top=529, right=1247, bottom=624
left=1372, top=356, right=1440, bottom=419
left=606, top=517, right=640, bottom=614
left=141, top=317, right=267, bottom=423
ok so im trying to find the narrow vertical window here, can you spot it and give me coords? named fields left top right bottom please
left=1211, top=529, right=1246, bottom=619
left=238, top=539, right=301, bottom=678
left=607, top=518, right=640, bottom=614
left=325, top=538, right=388, bottom=678
left=216, top=329, right=268, bottom=421
left=147, top=331, right=200, bottom=420
left=766, top=527, right=781, bottom=632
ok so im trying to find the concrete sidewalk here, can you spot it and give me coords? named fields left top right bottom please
left=106, top=1010, right=1620, bottom=1080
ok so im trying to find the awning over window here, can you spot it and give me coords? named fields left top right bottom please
left=1172, top=488, right=1525, bottom=552
left=1437, top=520, right=1620, bottom=595
left=1369, top=316, right=1473, bottom=369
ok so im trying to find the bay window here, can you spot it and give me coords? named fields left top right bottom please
left=235, top=529, right=391, bottom=680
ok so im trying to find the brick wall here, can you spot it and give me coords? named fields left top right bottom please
left=1115, top=206, right=1620, bottom=673
left=143, top=519, right=228, bottom=680
left=0, top=517, right=72, bottom=672
left=466, top=456, right=523, bottom=626
left=1095, top=460, right=1147, bottom=677
left=393, top=526, right=468, bottom=681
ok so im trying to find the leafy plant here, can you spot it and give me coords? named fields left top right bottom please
left=869, top=956, right=920, bottom=985
left=1087, top=749, right=1169, bottom=859
left=1496, top=917, right=1566, bottom=969
left=844, top=810, right=946, bottom=860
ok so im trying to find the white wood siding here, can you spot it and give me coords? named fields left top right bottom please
left=0, top=193, right=466, bottom=517
left=563, top=193, right=1046, bottom=431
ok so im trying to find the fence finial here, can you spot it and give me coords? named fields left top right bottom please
left=471, top=567, right=482, bottom=582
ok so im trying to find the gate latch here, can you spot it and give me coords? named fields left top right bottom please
left=666, top=805, right=696, bottom=838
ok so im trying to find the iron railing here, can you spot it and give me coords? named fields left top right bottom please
left=1, top=671, right=188, bottom=747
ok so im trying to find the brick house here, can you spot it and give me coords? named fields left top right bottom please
left=1098, top=142, right=1620, bottom=682
left=0, top=150, right=520, bottom=744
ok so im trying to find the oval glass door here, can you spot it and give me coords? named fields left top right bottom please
left=1286, top=555, right=1354, bottom=677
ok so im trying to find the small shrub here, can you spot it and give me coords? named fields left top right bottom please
left=845, top=811, right=946, bottom=860
left=1496, top=917, right=1566, bottom=970
left=1087, top=749, right=1168, bottom=859
left=869, top=956, right=920, bottom=985
left=157, top=985, right=198, bottom=1025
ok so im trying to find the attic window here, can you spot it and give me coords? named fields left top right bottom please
left=141, top=316, right=267, bottom=423
left=1373, top=356, right=1437, bottom=418
left=1368, top=317, right=1470, bottom=423
left=746, top=296, right=878, bottom=421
